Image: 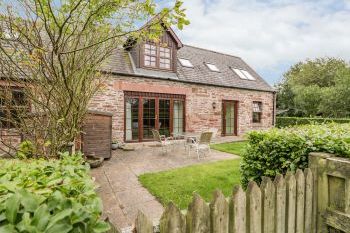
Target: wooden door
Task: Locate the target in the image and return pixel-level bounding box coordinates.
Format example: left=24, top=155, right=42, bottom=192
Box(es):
left=222, top=100, right=238, bottom=136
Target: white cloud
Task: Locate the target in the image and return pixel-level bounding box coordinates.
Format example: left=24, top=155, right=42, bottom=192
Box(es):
left=174, top=0, right=350, bottom=83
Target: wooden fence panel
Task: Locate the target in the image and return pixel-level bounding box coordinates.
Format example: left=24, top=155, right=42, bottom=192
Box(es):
left=286, top=172, right=297, bottom=233
left=261, top=177, right=275, bottom=233
left=186, top=194, right=210, bottom=233
left=274, top=174, right=286, bottom=233
left=296, top=169, right=305, bottom=233
left=131, top=169, right=319, bottom=233
left=304, top=168, right=313, bottom=233
left=246, top=181, right=262, bottom=233
left=229, top=186, right=246, bottom=233
left=210, top=190, right=229, bottom=233
left=136, top=211, right=154, bottom=233
left=160, top=203, right=186, bottom=233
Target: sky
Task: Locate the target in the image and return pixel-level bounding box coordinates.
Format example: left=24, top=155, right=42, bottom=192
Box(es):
left=161, top=0, right=350, bottom=85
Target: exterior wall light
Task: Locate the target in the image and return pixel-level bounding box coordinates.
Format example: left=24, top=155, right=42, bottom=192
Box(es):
left=212, top=102, right=216, bottom=109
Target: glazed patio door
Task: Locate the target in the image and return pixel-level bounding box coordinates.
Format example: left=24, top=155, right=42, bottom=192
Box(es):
left=124, top=92, right=185, bottom=142
left=142, top=98, right=156, bottom=140
left=222, top=100, right=238, bottom=136
left=158, top=99, right=171, bottom=137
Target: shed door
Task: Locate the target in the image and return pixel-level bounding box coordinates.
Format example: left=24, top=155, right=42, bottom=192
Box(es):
left=82, top=112, right=112, bottom=159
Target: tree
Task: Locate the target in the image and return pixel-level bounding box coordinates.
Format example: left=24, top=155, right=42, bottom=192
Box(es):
left=276, top=58, right=350, bottom=117
left=0, top=0, right=189, bottom=158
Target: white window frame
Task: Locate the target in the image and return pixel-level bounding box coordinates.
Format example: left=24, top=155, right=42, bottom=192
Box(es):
left=205, top=63, right=220, bottom=72
left=178, top=58, right=194, bottom=68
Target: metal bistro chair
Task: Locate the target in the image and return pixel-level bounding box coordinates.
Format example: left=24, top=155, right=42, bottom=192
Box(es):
left=151, top=129, right=174, bottom=155
left=187, top=132, right=213, bottom=159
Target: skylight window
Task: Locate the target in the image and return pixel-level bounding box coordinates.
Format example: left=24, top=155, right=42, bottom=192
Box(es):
left=205, top=63, right=220, bottom=72
left=178, top=58, right=194, bottom=68
left=232, top=68, right=256, bottom=81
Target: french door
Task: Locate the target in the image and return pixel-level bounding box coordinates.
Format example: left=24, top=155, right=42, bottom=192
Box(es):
left=222, top=100, right=238, bottom=136
left=124, top=92, right=185, bottom=142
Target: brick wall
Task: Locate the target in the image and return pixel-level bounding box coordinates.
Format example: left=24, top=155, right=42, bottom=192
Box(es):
left=88, top=75, right=275, bottom=142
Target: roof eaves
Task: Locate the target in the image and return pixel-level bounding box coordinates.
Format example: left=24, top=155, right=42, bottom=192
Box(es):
left=103, top=70, right=275, bottom=93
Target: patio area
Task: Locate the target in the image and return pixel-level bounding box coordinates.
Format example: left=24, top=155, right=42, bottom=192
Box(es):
left=91, top=137, right=241, bottom=231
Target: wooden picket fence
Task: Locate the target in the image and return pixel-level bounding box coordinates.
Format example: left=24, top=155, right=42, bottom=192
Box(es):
left=134, top=168, right=314, bottom=233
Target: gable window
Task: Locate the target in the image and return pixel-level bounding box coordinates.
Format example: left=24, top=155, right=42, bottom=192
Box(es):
left=144, top=43, right=157, bottom=67
left=205, top=63, right=220, bottom=72
left=178, top=58, right=193, bottom=68
left=143, top=43, right=172, bottom=70
left=0, top=88, right=27, bottom=129
left=252, top=101, right=262, bottom=123
left=159, top=47, right=171, bottom=69
left=232, top=68, right=256, bottom=80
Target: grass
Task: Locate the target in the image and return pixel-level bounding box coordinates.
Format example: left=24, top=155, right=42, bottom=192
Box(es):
left=139, top=159, right=241, bottom=209
left=210, top=141, right=248, bottom=156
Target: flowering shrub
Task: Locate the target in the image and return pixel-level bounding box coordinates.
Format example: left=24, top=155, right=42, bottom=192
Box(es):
left=0, top=153, right=109, bottom=232
left=240, top=123, right=350, bottom=187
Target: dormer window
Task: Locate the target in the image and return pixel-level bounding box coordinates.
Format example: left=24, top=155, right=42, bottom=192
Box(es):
left=159, top=47, right=171, bottom=69
left=205, top=63, right=220, bottom=72
left=144, top=44, right=157, bottom=67
left=143, top=43, right=172, bottom=70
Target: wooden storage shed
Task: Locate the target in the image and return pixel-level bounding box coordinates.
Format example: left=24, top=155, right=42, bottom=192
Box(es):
left=81, top=111, right=112, bottom=159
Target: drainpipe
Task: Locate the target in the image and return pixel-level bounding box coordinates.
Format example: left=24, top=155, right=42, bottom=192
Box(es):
left=272, top=91, right=276, bottom=126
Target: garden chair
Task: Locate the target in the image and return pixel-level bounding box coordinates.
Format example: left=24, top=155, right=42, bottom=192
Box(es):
left=151, top=129, right=174, bottom=155
left=187, top=131, right=213, bottom=159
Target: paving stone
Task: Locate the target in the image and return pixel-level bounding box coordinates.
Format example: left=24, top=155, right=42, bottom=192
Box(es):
left=91, top=138, right=242, bottom=230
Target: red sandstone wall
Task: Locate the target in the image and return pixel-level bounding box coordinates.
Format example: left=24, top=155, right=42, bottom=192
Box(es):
left=0, top=130, right=21, bottom=156
left=89, top=75, right=275, bottom=142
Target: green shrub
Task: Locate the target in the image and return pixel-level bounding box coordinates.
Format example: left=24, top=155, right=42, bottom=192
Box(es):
left=240, top=123, right=350, bottom=187
left=276, top=116, right=350, bottom=128
left=0, top=153, right=110, bottom=232
left=16, top=140, right=36, bottom=159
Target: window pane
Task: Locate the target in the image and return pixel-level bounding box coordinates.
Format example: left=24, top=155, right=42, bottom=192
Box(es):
left=173, top=100, right=184, bottom=134
left=126, top=98, right=139, bottom=141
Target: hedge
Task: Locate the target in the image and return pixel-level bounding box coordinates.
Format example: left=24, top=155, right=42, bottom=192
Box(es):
left=276, top=116, right=350, bottom=128
left=0, top=153, right=110, bottom=232
left=240, top=123, right=350, bottom=187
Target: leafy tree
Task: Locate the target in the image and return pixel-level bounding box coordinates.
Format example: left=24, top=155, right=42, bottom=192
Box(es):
left=0, top=0, right=189, bottom=157
left=276, top=58, right=350, bottom=117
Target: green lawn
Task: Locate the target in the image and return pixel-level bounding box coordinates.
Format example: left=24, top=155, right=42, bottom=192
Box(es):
left=139, top=159, right=241, bottom=209
left=210, top=141, right=248, bottom=156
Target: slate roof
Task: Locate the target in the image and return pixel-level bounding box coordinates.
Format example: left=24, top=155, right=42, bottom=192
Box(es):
left=100, top=45, right=274, bottom=92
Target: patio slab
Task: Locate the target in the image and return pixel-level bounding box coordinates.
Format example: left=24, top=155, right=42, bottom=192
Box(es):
left=91, top=141, right=240, bottom=231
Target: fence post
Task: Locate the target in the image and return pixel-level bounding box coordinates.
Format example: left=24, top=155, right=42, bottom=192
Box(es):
left=309, top=152, right=334, bottom=233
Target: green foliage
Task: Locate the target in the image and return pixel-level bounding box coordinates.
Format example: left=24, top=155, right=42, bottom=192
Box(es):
left=139, top=159, right=241, bottom=210
left=276, top=117, right=350, bottom=128
left=276, top=57, right=350, bottom=117
left=0, top=153, right=109, bottom=232
left=240, top=123, right=350, bottom=187
left=16, top=140, right=36, bottom=159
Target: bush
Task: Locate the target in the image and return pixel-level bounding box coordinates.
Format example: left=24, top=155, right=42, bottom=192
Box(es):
left=240, top=123, right=350, bottom=187
left=276, top=116, right=350, bottom=128
left=0, top=153, right=110, bottom=232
